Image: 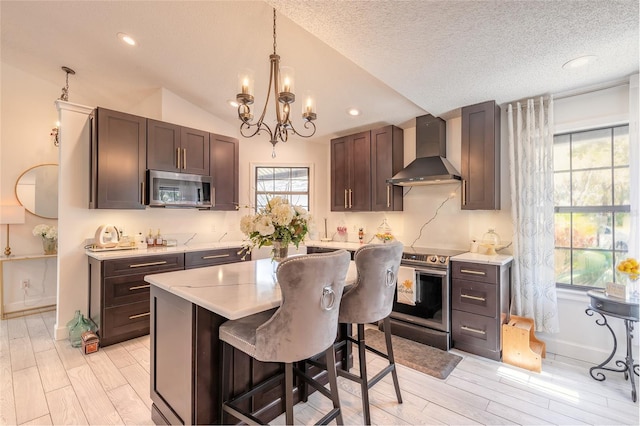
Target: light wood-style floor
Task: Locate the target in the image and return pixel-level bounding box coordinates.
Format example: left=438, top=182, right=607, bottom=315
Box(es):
left=1, top=311, right=638, bottom=425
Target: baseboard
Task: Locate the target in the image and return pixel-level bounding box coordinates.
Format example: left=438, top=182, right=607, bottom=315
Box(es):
left=3, top=296, right=57, bottom=320
left=542, top=335, right=627, bottom=365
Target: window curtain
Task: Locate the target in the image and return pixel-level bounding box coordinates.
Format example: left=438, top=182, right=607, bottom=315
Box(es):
left=508, top=97, right=560, bottom=333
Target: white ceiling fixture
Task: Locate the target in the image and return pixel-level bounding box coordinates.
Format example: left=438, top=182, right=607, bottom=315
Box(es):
left=347, top=108, right=360, bottom=116
left=235, top=8, right=317, bottom=158
left=562, top=55, right=597, bottom=70
left=117, top=32, right=136, bottom=46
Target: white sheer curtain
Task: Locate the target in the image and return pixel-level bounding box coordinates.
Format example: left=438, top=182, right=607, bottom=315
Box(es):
left=508, top=97, right=559, bottom=333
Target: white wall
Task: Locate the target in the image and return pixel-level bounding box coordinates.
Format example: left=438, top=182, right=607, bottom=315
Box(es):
left=1, top=63, right=60, bottom=315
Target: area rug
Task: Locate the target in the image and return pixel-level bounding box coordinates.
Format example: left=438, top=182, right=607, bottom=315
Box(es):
left=364, top=328, right=462, bottom=380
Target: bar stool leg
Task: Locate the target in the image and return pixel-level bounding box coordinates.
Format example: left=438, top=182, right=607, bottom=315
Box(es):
left=325, top=346, right=344, bottom=425
left=357, top=323, right=372, bottom=425
left=383, top=316, right=402, bottom=403
left=285, top=363, right=294, bottom=425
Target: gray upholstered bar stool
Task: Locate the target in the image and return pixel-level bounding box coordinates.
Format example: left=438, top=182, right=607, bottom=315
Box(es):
left=337, top=241, right=404, bottom=424
left=219, top=250, right=351, bottom=425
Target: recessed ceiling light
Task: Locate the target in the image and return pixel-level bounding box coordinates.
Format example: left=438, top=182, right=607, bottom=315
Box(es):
left=562, top=55, right=596, bottom=69
left=347, top=108, right=360, bottom=116
left=228, top=100, right=239, bottom=108
left=117, top=32, right=136, bottom=46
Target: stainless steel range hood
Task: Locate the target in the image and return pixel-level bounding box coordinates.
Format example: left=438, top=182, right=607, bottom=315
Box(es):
left=387, top=114, right=462, bottom=186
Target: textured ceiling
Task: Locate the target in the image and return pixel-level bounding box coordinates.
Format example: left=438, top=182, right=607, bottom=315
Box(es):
left=1, top=1, right=638, bottom=142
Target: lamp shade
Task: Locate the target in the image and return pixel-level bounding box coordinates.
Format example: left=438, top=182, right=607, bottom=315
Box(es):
left=0, top=205, right=26, bottom=225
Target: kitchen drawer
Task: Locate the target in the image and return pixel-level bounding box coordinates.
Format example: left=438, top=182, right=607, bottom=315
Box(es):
left=101, top=301, right=150, bottom=346
left=452, top=310, right=501, bottom=360
left=451, top=279, right=498, bottom=318
left=104, top=274, right=150, bottom=307
left=103, top=253, right=185, bottom=277
left=451, top=261, right=498, bottom=284
left=184, top=248, right=244, bottom=269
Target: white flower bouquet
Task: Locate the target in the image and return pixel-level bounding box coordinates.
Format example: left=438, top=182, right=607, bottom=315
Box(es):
left=33, top=224, right=58, bottom=240
left=239, top=196, right=309, bottom=257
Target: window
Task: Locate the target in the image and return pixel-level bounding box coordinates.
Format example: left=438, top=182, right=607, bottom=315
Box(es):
left=254, top=167, right=310, bottom=211
left=554, top=125, right=630, bottom=289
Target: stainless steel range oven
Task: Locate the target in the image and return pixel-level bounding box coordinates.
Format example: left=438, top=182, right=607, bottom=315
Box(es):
left=385, top=247, right=465, bottom=351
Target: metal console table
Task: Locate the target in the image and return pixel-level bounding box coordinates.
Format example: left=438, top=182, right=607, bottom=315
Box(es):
left=585, top=289, right=639, bottom=402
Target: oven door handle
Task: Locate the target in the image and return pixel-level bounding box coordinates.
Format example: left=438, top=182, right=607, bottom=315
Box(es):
left=412, top=268, right=447, bottom=277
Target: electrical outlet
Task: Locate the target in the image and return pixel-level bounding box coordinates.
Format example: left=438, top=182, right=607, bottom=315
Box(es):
left=211, top=224, right=216, bottom=232
left=21, top=278, right=30, bottom=289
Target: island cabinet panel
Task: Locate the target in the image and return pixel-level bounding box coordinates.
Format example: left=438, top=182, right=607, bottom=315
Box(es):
left=90, top=107, right=147, bottom=209
left=209, top=133, right=239, bottom=211
left=451, top=260, right=511, bottom=360
left=88, top=254, right=184, bottom=347
left=150, top=285, right=352, bottom=425
left=147, top=119, right=181, bottom=173
left=461, top=100, right=501, bottom=210
left=371, top=125, right=404, bottom=211
left=184, top=247, right=245, bottom=269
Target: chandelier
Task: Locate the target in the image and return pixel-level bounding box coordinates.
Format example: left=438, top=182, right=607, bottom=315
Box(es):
left=236, top=8, right=317, bottom=158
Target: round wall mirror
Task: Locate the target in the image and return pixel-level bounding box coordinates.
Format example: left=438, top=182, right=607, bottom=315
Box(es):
left=15, top=164, right=58, bottom=219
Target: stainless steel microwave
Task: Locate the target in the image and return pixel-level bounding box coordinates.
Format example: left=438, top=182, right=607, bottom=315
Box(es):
left=147, top=170, right=213, bottom=208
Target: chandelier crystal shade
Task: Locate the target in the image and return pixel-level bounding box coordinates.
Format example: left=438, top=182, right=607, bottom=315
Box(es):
left=236, top=9, right=317, bottom=158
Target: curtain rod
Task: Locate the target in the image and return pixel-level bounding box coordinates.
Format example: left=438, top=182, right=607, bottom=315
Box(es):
left=553, top=78, right=629, bottom=101
left=504, top=77, right=631, bottom=108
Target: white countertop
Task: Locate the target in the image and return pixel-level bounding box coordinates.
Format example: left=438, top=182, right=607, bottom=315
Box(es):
left=144, top=258, right=357, bottom=320
left=451, top=252, right=513, bottom=266
left=85, top=241, right=246, bottom=261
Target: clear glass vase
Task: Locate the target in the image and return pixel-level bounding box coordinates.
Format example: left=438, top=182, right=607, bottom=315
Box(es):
left=272, top=240, right=288, bottom=262
left=42, top=237, right=57, bottom=255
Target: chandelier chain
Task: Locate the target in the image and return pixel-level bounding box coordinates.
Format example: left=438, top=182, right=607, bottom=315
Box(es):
left=272, top=8, right=277, bottom=55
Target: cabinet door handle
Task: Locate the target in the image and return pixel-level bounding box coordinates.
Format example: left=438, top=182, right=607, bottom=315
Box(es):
left=460, top=269, right=486, bottom=276
left=129, top=260, right=168, bottom=268
left=129, top=312, right=150, bottom=320
left=461, top=294, right=486, bottom=302
left=387, top=185, right=391, bottom=208
left=176, top=147, right=181, bottom=169
left=461, top=325, right=486, bottom=335
left=349, top=189, right=353, bottom=208
left=462, top=180, right=467, bottom=206
left=344, top=189, right=348, bottom=209
left=202, top=254, right=229, bottom=260
left=183, top=148, right=187, bottom=169
left=141, top=181, right=145, bottom=205
left=129, top=284, right=150, bottom=291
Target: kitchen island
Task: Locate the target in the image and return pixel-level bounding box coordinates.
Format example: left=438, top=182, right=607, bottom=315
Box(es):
left=144, top=258, right=357, bottom=425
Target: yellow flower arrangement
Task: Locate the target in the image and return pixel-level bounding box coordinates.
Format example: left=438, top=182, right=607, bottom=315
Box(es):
left=617, top=257, right=639, bottom=281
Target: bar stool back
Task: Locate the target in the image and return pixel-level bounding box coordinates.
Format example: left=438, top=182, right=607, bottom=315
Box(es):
left=220, top=250, right=351, bottom=425
left=339, top=241, right=403, bottom=424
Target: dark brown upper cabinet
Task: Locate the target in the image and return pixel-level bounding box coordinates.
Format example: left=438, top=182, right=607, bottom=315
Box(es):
left=90, top=107, right=147, bottom=209
left=371, top=125, right=404, bottom=211
left=209, top=134, right=239, bottom=211
left=147, top=119, right=210, bottom=176
left=331, top=131, right=371, bottom=211
left=461, top=100, right=501, bottom=210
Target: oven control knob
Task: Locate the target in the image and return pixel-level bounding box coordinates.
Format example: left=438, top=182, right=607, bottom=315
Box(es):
left=439, top=256, right=447, bottom=264
left=429, top=255, right=438, bottom=263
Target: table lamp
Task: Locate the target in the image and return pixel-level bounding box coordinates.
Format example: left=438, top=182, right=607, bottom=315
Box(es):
left=0, top=205, right=25, bottom=256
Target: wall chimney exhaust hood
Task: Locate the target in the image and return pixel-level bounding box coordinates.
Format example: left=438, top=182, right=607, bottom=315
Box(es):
left=387, top=114, right=461, bottom=186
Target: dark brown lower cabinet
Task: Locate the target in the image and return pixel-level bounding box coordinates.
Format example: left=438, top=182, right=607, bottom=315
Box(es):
left=88, top=254, right=184, bottom=347
left=451, top=260, right=511, bottom=361
left=150, top=286, right=350, bottom=425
